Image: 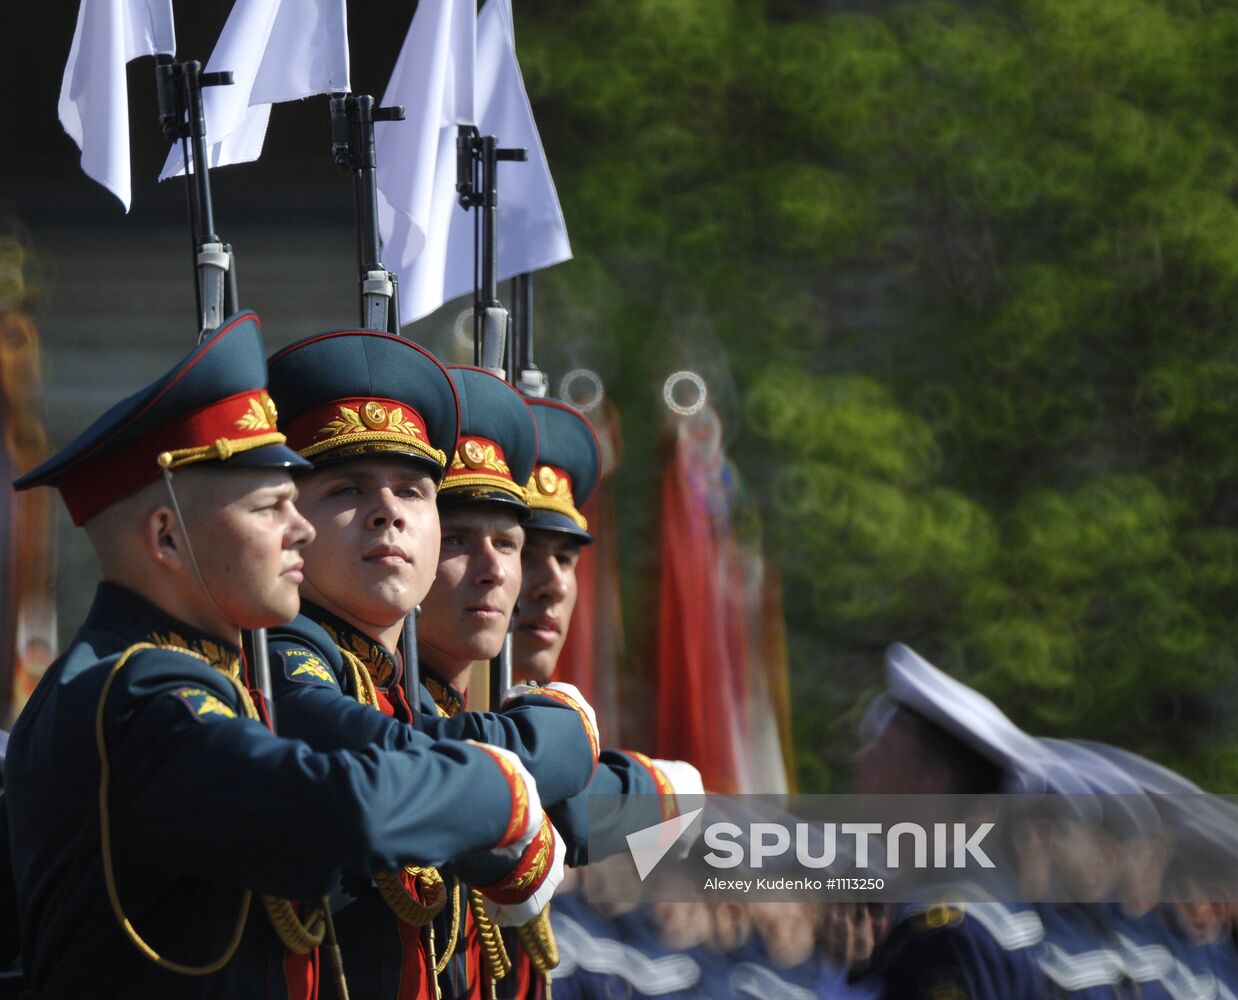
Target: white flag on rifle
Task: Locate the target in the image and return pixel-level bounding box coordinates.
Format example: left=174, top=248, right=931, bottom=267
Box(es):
left=161, top=0, right=350, bottom=179
left=59, top=0, right=176, bottom=212
left=374, top=0, right=476, bottom=325
left=378, top=0, right=571, bottom=325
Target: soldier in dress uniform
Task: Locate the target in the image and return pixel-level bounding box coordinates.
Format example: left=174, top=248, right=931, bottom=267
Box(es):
left=507, top=397, right=704, bottom=998
left=259, top=329, right=598, bottom=1000
left=1037, top=739, right=1191, bottom=1000
left=3, top=312, right=549, bottom=1000
left=409, top=366, right=600, bottom=1000
left=1087, top=744, right=1238, bottom=1000
left=860, top=643, right=1049, bottom=1000
left=1166, top=802, right=1238, bottom=998
left=511, top=397, right=703, bottom=866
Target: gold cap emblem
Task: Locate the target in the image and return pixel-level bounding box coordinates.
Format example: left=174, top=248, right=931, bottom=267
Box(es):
left=460, top=439, right=487, bottom=469
left=536, top=466, right=559, bottom=495
left=360, top=401, right=389, bottom=430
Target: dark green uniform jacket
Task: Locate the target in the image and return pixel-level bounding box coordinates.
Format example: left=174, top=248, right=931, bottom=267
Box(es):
left=5, top=584, right=524, bottom=999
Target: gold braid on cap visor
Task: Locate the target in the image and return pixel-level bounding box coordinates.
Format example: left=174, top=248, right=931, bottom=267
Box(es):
left=156, top=393, right=288, bottom=470
left=158, top=433, right=287, bottom=469
left=442, top=438, right=526, bottom=500
left=524, top=468, right=588, bottom=530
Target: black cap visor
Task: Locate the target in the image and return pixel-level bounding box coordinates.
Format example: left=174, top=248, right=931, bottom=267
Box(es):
left=304, top=441, right=447, bottom=480
left=525, top=510, right=594, bottom=544
left=437, top=486, right=532, bottom=522
left=223, top=442, right=313, bottom=472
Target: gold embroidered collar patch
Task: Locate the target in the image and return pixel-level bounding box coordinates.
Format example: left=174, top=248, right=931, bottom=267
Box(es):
left=146, top=631, right=242, bottom=679
left=423, top=673, right=464, bottom=718
left=319, top=621, right=397, bottom=689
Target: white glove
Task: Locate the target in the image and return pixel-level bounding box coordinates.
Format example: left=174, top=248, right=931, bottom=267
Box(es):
left=651, top=758, right=704, bottom=798
left=650, top=759, right=704, bottom=862
left=503, top=681, right=600, bottom=757
left=468, top=741, right=544, bottom=857
left=481, top=821, right=567, bottom=926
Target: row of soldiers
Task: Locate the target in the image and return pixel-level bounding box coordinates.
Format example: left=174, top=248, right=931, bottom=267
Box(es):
left=861, top=643, right=1238, bottom=995
left=2, top=311, right=702, bottom=999
left=849, top=646, right=1238, bottom=999
left=5, top=304, right=1238, bottom=999
left=541, top=643, right=1238, bottom=998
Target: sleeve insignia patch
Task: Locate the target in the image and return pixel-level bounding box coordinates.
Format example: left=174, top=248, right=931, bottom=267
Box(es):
left=281, top=649, right=338, bottom=687
left=172, top=687, right=237, bottom=721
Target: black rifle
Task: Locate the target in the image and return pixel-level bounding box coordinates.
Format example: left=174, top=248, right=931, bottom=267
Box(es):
left=330, top=94, right=405, bottom=334
left=154, top=53, right=354, bottom=998
left=508, top=272, right=548, bottom=399
left=505, top=275, right=547, bottom=733
left=154, top=56, right=239, bottom=344
left=328, top=93, right=426, bottom=703
left=456, top=125, right=527, bottom=709
left=456, top=126, right=526, bottom=374
left=154, top=55, right=283, bottom=730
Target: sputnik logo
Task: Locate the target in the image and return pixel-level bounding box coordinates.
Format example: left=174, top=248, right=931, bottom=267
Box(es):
left=625, top=808, right=705, bottom=881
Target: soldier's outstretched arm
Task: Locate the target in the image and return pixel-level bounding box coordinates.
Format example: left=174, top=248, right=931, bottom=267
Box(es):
left=417, top=683, right=600, bottom=803
left=549, top=750, right=699, bottom=867
left=104, top=647, right=541, bottom=901
left=266, top=626, right=598, bottom=805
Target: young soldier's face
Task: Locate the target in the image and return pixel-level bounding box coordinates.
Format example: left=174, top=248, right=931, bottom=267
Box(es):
left=294, top=456, right=441, bottom=630
left=1050, top=820, right=1118, bottom=902
left=417, top=505, right=524, bottom=671
left=188, top=469, right=314, bottom=630
left=513, top=530, right=582, bottom=682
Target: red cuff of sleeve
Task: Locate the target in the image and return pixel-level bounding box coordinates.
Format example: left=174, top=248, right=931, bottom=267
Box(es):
left=473, top=744, right=532, bottom=849
left=622, top=750, right=678, bottom=821
left=527, top=688, right=599, bottom=763
left=478, top=816, right=555, bottom=905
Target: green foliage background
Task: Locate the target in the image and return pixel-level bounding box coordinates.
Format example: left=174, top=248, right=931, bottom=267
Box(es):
left=514, top=0, right=1238, bottom=791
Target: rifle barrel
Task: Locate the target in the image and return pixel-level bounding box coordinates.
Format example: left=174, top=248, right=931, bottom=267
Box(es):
left=332, top=94, right=404, bottom=334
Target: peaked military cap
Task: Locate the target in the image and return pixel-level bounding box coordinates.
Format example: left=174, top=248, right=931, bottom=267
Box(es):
left=1073, top=742, right=1215, bottom=863
left=884, top=643, right=1059, bottom=792
left=267, top=330, right=459, bottom=477
left=14, top=311, right=308, bottom=525
left=1076, top=741, right=1201, bottom=794
left=1042, top=738, right=1159, bottom=837
left=524, top=398, right=601, bottom=543
left=439, top=366, right=537, bottom=516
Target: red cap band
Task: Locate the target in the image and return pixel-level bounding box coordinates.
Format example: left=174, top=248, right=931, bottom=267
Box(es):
left=58, top=389, right=280, bottom=525
left=282, top=396, right=443, bottom=466
left=442, top=435, right=523, bottom=498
